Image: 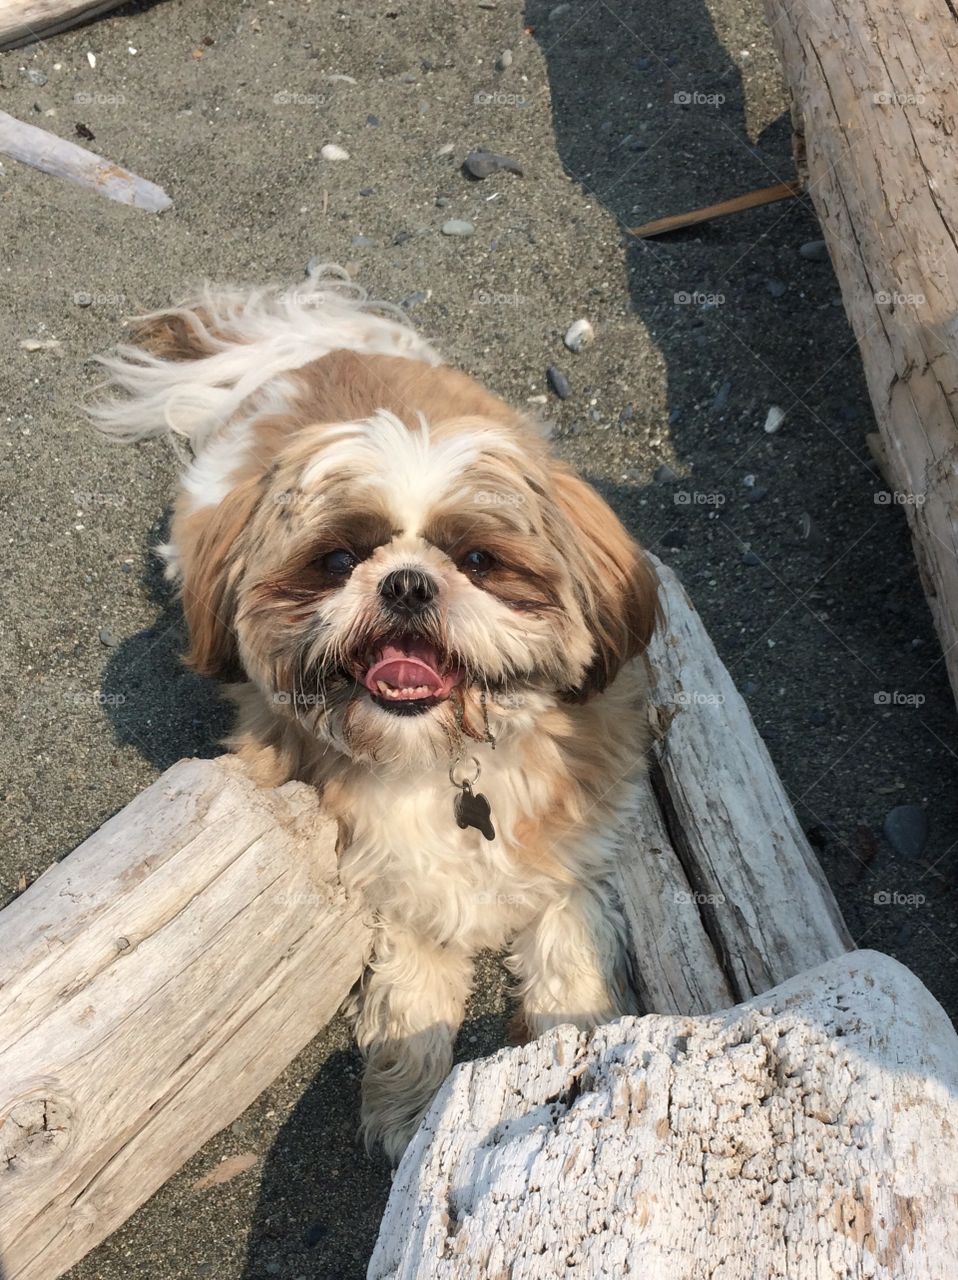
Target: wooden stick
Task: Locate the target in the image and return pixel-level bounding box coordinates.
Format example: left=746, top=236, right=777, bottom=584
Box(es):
left=0, top=0, right=126, bottom=50
left=0, top=757, right=370, bottom=1280
left=0, top=112, right=172, bottom=212
left=628, top=180, right=802, bottom=238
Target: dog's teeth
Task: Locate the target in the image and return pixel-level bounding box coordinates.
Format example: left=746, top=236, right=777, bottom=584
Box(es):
left=377, top=680, right=390, bottom=694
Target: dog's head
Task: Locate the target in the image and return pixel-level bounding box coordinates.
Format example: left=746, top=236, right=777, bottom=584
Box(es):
left=164, top=355, right=658, bottom=768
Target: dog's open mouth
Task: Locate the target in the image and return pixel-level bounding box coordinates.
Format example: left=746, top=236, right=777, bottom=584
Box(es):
left=355, top=636, right=463, bottom=715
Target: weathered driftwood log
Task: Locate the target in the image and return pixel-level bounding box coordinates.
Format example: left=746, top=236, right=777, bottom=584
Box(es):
left=372, top=950, right=958, bottom=1280
left=760, top=0, right=958, bottom=710
left=0, top=0, right=126, bottom=49
left=616, top=559, right=852, bottom=1015
left=0, top=757, right=370, bottom=1280
left=0, top=113, right=172, bottom=212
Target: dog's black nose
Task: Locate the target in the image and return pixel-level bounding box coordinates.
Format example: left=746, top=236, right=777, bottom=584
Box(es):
left=379, top=568, right=438, bottom=615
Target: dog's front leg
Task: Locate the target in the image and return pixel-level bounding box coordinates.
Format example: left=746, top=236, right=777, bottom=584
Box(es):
left=354, top=924, right=473, bottom=1162
left=509, top=881, right=637, bottom=1037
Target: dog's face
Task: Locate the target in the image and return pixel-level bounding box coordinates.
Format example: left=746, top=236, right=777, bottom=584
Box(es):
left=173, top=407, right=657, bottom=768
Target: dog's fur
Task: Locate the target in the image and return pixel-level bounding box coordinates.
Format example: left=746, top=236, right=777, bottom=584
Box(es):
left=94, top=270, right=660, bottom=1161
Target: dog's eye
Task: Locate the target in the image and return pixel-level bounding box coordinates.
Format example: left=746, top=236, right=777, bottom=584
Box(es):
left=322, top=548, right=358, bottom=576
left=461, top=549, right=495, bottom=575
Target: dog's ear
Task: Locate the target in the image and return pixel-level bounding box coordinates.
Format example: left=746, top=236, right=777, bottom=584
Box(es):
left=550, top=463, right=660, bottom=699
left=171, top=474, right=265, bottom=679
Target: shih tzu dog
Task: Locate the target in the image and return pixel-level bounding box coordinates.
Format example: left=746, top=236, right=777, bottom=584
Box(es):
left=94, top=270, right=659, bottom=1161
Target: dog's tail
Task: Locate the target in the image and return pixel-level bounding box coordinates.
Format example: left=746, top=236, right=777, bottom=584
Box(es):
left=90, top=265, right=442, bottom=457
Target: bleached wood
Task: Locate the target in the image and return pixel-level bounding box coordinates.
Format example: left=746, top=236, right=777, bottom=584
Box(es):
left=0, top=113, right=172, bottom=212
left=759, top=0, right=958, bottom=710
left=641, top=560, right=852, bottom=1000
left=0, top=0, right=125, bottom=49
left=372, top=950, right=958, bottom=1280
left=0, top=756, right=370, bottom=1280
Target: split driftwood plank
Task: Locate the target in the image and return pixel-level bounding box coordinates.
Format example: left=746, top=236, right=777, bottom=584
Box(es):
left=760, top=0, right=958, bottom=710
left=616, top=559, right=852, bottom=1012
left=372, top=950, right=958, bottom=1280
left=0, top=756, right=370, bottom=1280
left=0, top=0, right=127, bottom=49
left=0, top=112, right=172, bottom=211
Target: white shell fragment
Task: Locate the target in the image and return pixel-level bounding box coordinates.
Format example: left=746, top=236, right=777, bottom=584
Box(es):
left=563, top=318, right=594, bottom=352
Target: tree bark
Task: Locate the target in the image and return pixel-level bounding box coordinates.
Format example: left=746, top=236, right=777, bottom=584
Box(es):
left=0, top=0, right=127, bottom=50
left=0, top=757, right=370, bottom=1280
left=372, top=950, right=958, bottom=1280
left=760, top=0, right=958, bottom=709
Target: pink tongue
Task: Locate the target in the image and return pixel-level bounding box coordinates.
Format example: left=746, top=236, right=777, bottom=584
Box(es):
left=364, top=639, right=459, bottom=699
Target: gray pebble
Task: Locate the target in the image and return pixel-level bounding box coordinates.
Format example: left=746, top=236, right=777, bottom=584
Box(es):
left=741, top=679, right=758, bottom=695
left=401, top=291, right=429, bottom=309
left=463, top=149, right=523, bottom=179
left=359, top=186, right=376, bottom=197
left=546, top=366, right=571, bottom=399
left=350, top=234, right=375, bottom=247
left=366, top=114, right=380, bottom=127
left=765, top=279, right=787, bottom=298
left=668, top=407, right=683, bottom=425
left=712, top=380, right=732, bottom=411
left=741, top=550, right=761, bottom=566
left=660, top=529, right=688, bottom=549
left=619, top=404, right=634, bottom=423
left=654, top=463, right=681, bottom=485
left=745, top=486, right=769, bottom=504
left=441, top=219, right=475, bottom=236
left=882, top=804, right=929, bottom=860
left=99, top=627, right=119, bottom=648
left=25, top=68, right=48, bottom=86
left=799, top=239, right=829, bottom=261
left=497, top=49, right=513, bottom=70
left=435, top=195, right=450, bottom=207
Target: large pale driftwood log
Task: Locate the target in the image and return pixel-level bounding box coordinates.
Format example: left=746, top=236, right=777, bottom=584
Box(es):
left=0, top=757, right=370, bottom=1280
left=760, top=0, right=958, bottom=710
left=372, top=950, right=958, bottom=1280
left=632, top=560, right=853, bottom=1005
left=0, top=0, right=126, bottom=49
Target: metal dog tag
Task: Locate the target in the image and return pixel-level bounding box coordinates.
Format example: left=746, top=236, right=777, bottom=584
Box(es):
left=454, top=781, right=495, bottom=841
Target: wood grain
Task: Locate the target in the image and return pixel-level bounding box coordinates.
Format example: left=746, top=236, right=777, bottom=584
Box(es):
left=0, top=757, right=370, bottom=1280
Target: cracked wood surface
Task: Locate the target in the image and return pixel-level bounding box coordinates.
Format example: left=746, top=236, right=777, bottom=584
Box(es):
left=371, top=951, right=958, bottom=1280
left=0, top=757, right=370, bottom=1280
left=618, top=560, right=852, bottom=1014
left=761, top=0, right=958, bottom=709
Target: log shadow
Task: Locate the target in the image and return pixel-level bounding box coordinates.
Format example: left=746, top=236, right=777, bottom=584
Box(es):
left=241, top=1011, right=508, bottom=1280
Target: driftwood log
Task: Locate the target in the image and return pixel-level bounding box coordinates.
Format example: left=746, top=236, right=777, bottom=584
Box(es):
left=0, top=0, right=126, bottom=49
left=372, top=950, right=958, bottom=1280
left=760, top=0, right=958, bottom=710
left=617, top=558, right=852, bottom=1015
left=0, top=757, right=370, bottom=1280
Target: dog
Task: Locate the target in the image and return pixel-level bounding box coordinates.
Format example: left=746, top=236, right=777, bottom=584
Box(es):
left=94, top=269, right=660, bottom=1161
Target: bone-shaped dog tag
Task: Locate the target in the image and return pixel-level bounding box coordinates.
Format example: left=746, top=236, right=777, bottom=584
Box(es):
left=454, top=781, right=495, bottom=841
